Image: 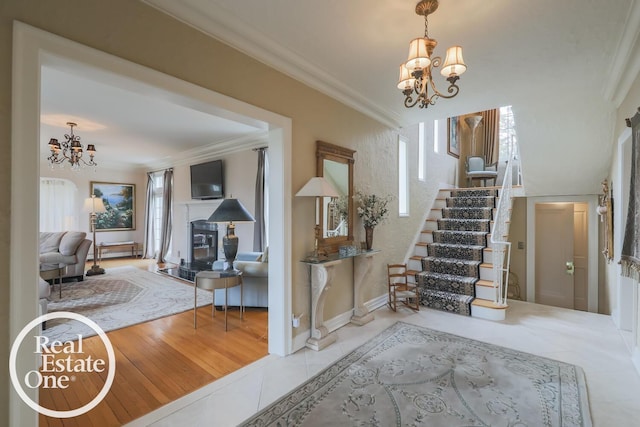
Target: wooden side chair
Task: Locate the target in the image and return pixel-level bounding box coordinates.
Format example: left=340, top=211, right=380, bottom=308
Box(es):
left=387, top=263, right=419, bottom=312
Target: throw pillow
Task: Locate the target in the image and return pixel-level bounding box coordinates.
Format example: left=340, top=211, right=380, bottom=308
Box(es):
left=59, top=231, right=87, bottom=256
left=39, top=232, right=65, bottom=254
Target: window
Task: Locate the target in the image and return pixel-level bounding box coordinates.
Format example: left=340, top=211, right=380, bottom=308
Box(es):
left=399, top=137, right=409, bottom=216
left=433, top=119, right=440, bottom=153
left=40, top=177, right=78, bottom=232
left=418, top=122, right=425, bottom=181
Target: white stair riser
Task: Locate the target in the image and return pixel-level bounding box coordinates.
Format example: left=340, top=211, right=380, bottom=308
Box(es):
left=414, top=245, right=428, bottom=257
left=409, top=259, right=422, bottom=271
left=429, top=210, right=443, bottom=220
left=475, top=285, right=497, bottom=300
left=419, top=233, right=433, bottom=244
left=483, top=250, right=493, bottom=264
left=480, top=266, right=494, bottom=281
left=407, top=275, right=416, bottom=285
left=486, top=237, right=494, bottom=250
left=424, top=221, right=438, bottom=231
left=433, top=199, right=446, bottom=209
left=471, top=305, right=506, bottom=321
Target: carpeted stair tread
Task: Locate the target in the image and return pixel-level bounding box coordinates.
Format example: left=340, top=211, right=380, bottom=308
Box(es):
left=415, top=187, right=501, bottom=317
left=449, top=189, right=497, bottom=198
left=446, top=196, right=495, bottom=208
left=442, top=207, right=493, bottom=220
left=437, top=218, right=490, bottom=232
left=421, top=256, right=480, bottom=277
left=419, top=288, right=474, bottom=316
left=433, top=230, right=487, bottom=246
left=416, top=271, right=477, bottom=296
left=427, top=243, right=484, bottom=261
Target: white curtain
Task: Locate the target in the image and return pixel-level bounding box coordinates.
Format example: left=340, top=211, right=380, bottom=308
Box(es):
left=143, top=169, right=173, bottom=261
left=40, top=177, right=78, bottom=232
left=157, top=169, right=173, bottom=263
left=143, top=172, right=156, bottom=259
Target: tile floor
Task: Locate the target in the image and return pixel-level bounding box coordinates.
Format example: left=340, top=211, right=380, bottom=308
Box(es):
left=126, top=300, right=640, bottom=426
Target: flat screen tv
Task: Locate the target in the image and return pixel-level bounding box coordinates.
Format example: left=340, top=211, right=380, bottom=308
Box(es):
left=190, top=159, right=224, bottom=200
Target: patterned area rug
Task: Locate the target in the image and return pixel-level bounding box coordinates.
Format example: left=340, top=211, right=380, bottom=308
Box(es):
left=241, top=322, right=592, bottom=427
left=44, top=266, right=211, bottom=342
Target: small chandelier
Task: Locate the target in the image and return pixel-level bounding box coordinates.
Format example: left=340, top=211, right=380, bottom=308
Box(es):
left=47, top=122, right=97, bottom=171
left=397, top=0, right=467, bottom=109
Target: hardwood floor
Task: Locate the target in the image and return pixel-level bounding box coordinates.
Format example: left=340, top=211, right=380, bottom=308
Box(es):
left=39, top=258, right=268, bottom=426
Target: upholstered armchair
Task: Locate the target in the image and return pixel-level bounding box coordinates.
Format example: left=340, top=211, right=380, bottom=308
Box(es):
left=466, top=156, right=498, bottom=187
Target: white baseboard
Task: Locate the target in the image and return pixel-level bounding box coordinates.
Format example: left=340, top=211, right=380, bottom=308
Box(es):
left=290, top=293, right=387, bottom=354
left=292, top=329, right=310, bottom=353
left=324, top=310, right=355, bottom=333
left=365, top=293, right=388, bottom=312
left=633, top=347, right=640, bottom=377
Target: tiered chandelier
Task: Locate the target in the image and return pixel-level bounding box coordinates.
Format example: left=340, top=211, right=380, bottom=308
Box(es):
left=47, top=122, right=97, bottom=171
left=397, top=0, right=467, bottom=109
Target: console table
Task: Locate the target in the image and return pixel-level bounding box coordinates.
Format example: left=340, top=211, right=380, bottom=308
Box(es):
left=97, top=241, right=140, bottom=262
left=302, top=249, right=380, bottom=351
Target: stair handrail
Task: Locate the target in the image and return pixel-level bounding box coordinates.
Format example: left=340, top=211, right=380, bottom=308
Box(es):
left=490, top=140, right=519, bottom=306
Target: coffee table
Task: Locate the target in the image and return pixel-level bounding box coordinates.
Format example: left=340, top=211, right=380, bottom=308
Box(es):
left=40, top=264, right=66, bottom=298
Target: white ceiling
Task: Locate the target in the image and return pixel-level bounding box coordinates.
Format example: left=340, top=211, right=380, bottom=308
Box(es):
left=40, top=0, right=638, bottom=194
left=40, top=65, right=267, bottom=170
left=143, top=0, right=638, bottom=196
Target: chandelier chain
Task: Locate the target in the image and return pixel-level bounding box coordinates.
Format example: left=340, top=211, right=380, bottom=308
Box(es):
left=424, top=15, right=429, bottom=38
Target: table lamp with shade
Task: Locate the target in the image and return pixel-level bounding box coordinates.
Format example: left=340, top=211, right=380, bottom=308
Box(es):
left=84, top=194, right=107, bottom=276
left=295, top=176, right=340, bottom=261
left=208, top=198, right=255, bottom=271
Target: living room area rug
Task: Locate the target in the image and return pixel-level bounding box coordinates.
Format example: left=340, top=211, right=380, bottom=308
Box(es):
left=241, top=321, right=592, bottom=427
left=44, top=266, right=211, bottom=342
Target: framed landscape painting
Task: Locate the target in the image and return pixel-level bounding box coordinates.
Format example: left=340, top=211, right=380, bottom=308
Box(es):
left=90, top=182, right=136, bottom=231
left=447, top=116, right=460, bottom=158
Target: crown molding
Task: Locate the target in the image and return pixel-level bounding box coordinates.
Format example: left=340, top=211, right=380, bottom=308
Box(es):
left=143, top=0, right=401, bottom=128
left=143, top=131, right=269, bottom=171
left=603, top=0, right=640, bottom=107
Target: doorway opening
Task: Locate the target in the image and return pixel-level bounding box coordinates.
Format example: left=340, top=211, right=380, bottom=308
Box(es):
left=11, top=22, right=293, bottom=426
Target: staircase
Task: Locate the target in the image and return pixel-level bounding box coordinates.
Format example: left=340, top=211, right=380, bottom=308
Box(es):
left=408, top=187, right=511, bottom=320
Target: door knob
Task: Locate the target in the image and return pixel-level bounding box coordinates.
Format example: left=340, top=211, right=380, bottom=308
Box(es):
left=566, top=261, right=575, bottom=275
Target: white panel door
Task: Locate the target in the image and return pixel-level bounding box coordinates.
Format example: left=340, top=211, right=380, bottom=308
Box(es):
left=535, top=203, right=575, bottom=308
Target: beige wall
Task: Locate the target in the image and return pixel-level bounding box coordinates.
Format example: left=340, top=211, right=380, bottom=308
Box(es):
left=0, top=1, right=457, bottom=422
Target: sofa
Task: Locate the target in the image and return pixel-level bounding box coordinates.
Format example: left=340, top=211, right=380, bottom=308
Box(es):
left=39, top=231, right=92, bottom=281
left=38, top=277, right=51, bottom=316
left=212, top=249, right=268, bottom=307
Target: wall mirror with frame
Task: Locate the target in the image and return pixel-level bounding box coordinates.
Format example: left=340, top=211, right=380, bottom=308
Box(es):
left=316, top=141, right=355, bottom=254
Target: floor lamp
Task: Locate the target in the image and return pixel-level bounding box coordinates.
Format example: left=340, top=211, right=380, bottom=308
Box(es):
left=84, top=194, right=106, bottom=276
left=295, top=177, right=340, bottom=261
left=464, top=115, right=483, bottom=155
